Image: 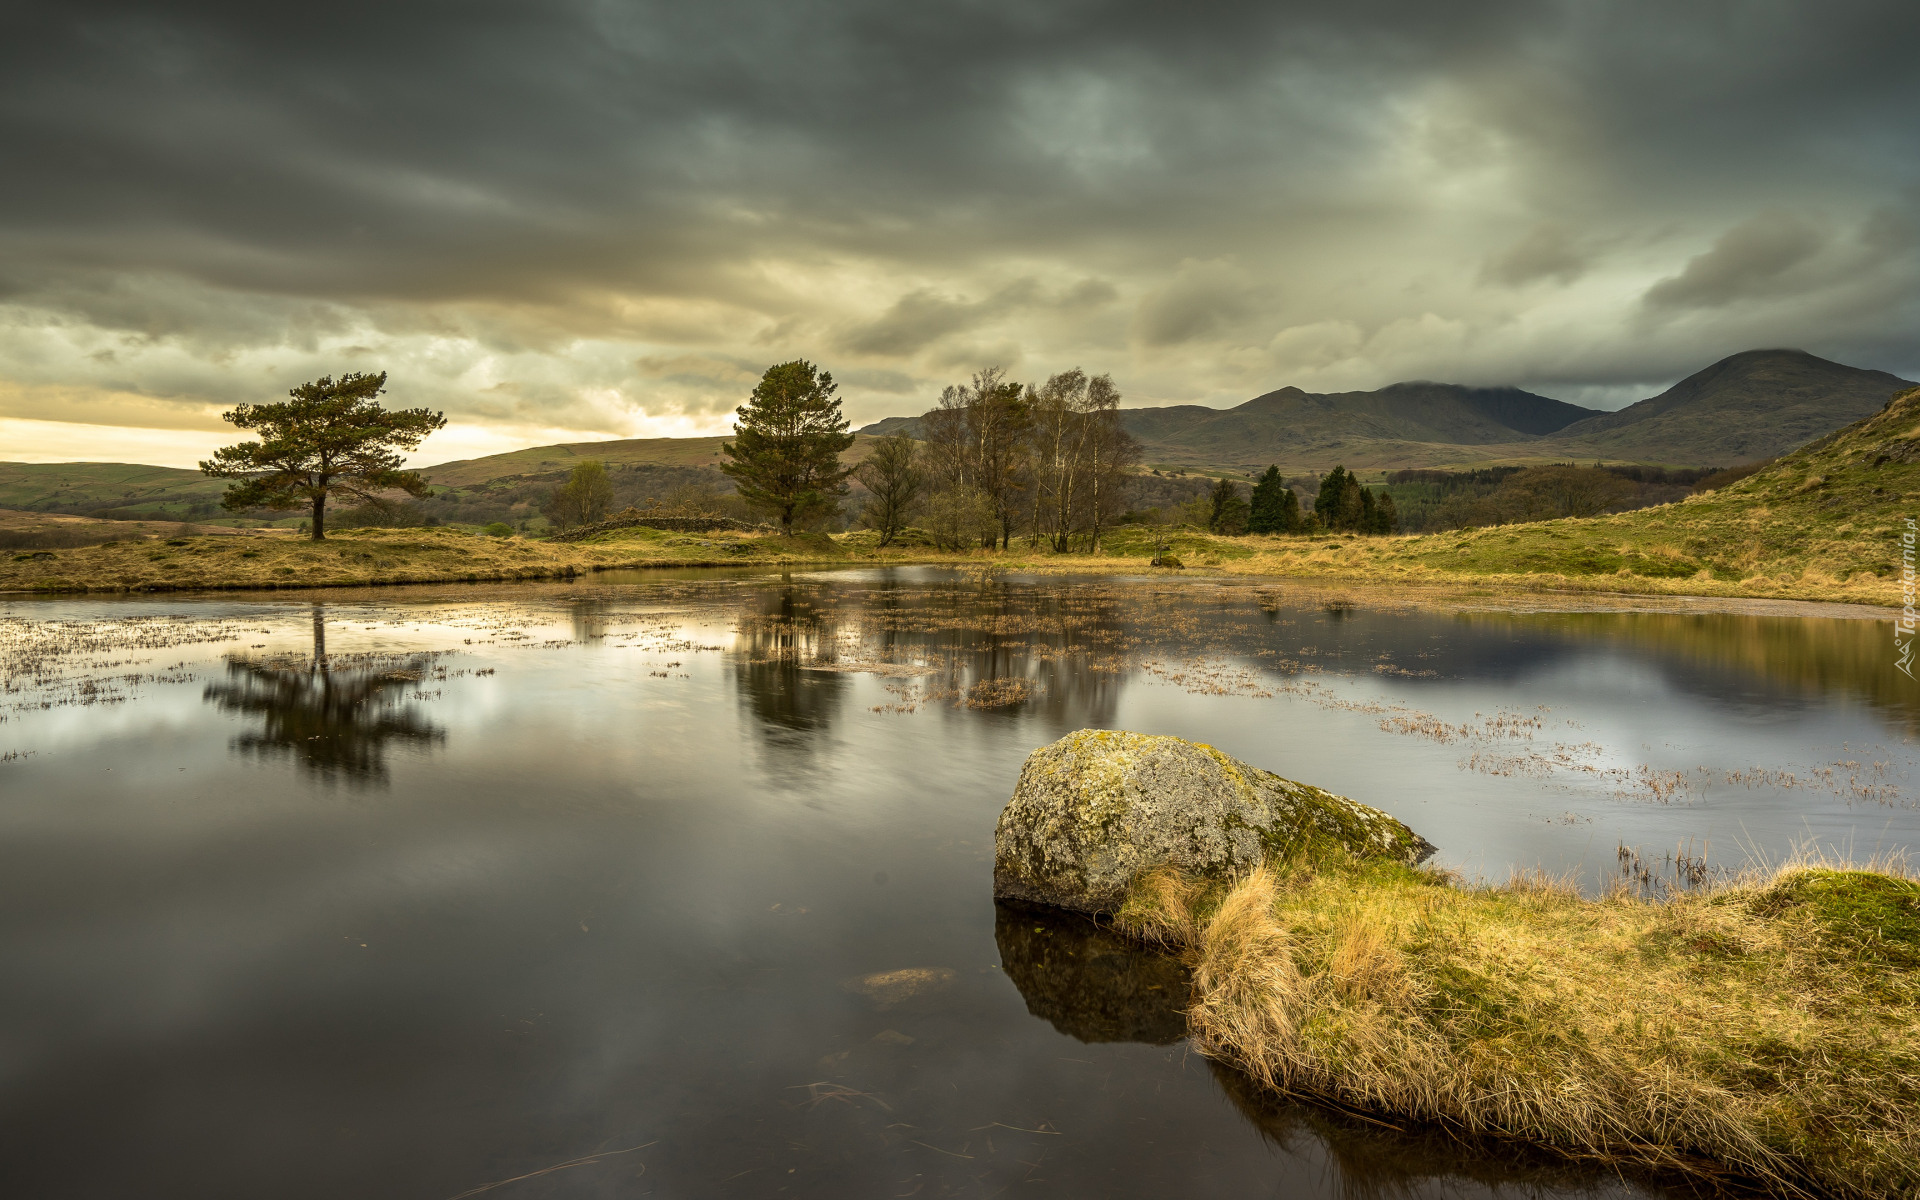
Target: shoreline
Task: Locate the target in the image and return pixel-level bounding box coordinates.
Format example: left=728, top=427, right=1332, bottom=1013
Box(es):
left=1113, top=856, right=1920, bottom=1199
left=0, top=524, right=1898, bottom=614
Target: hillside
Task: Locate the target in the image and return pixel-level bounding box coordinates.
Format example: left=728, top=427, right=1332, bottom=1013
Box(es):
left=419, top=435, right=732, bottom=486
left=0, top=461, right=228, bottom=520
left=1541, top=348, right=1914, bottom=464
left=1156, top=381, right=1920, bottom=606
left=858, top=349, right=1915, bottom=473
left=5, top=387, right=1913, bottom=605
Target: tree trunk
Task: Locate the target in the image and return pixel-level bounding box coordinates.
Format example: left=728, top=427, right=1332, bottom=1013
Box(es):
left=311, top=492, right=327, bottom=541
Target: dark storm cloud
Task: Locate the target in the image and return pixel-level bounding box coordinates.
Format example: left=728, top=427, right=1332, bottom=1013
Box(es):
left=1, top=0, right=1918, bottom=454
left=1643, top=212, right=1827, bottom=309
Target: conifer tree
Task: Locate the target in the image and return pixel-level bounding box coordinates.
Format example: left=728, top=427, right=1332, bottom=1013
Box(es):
left=720, top=360, right=855, bottom=534
left=1206, top=476, right=1250, bottom=534
left=1314, top=465, right=1350, bottom=528
left=200, top=372, right=445, bottom=541
left=1248, top=465, right=1300, bottom=534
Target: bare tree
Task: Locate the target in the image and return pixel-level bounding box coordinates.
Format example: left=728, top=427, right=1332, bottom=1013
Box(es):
left=1080, top=373, right=1139, bottom=551
left=853, top=432, right=924, bottom=546
left=1028, top=369, right=1090, bottom=551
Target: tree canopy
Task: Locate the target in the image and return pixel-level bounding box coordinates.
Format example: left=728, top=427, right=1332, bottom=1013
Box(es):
left=854, top=431, right=924, bottom=547
left=1247, top=465, right=1301, bottom=534
left=1314, top=464, right=1397, bottom=534
left=544, top=460, right=614, bottom=530
left=1206, top=477, right=1251, bottom=534
left=720, top=360, right=855, bottom=534
left=199, top=372, right=445, bottom=540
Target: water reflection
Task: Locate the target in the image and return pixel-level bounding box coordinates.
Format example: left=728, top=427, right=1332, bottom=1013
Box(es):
left=1210, top=1063, right=1661, bottom=1200
left=5, top=572, right=1910, bottom=1199
left=993, top=902, right=1189, bottom=1044
left=201, top=607, right=444, bottom=784
left=730, top=586, right=848, bottom=736
left=997, top=903, right=1662, bottom=1198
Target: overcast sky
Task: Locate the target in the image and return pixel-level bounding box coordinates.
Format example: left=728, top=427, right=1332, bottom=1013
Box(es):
left=2, top=0, right=1917, bottom=465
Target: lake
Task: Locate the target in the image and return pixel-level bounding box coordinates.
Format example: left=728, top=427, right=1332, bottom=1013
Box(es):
left=1, top=567, right=1911, bottom=1198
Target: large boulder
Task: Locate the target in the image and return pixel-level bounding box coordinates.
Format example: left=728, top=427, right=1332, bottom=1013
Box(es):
left=993, top=730, right=1435, bottom=914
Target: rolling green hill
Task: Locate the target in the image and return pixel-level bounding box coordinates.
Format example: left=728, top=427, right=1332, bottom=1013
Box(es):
left=0, top=462, right=231, bottom=520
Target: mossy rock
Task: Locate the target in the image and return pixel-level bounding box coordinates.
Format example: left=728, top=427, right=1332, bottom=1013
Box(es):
left=992, top=730, right=1435, bottom=915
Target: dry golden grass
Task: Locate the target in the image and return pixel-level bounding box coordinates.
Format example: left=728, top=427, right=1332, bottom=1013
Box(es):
left=0, top=524, right=854, bottom=592
left=1117, top=854, right=1920, bottom=1197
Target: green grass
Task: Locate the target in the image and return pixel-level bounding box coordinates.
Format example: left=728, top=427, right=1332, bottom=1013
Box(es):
left=0, top=461, right=230, bottom=522
left=1118, top=854, right=1920, bottom=1197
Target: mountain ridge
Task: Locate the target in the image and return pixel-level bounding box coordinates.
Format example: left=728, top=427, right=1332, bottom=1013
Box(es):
left=857, top=348, right=1914, bottom=471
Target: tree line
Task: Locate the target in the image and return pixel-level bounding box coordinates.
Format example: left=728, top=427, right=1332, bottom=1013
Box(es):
left=1175, top=464, right=1396, bottom=536
left=192, top=363, right=1402, bottom=544
left=1381, top=463, right=1728, bottom=532
left=711, top=360, right=1146, bottom=550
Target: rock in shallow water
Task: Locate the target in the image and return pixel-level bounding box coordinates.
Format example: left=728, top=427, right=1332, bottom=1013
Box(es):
left=993, top=730, right=1435, bottom=914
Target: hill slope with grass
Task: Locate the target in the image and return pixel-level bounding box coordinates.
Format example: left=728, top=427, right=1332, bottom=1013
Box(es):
left=1141, top=382, right=1920, bottom=606
left=0, top=461, right=229, bottom=520
left=1543, top=348, right=1914, bottom=465
left=417, top=433, right=881, bottom=487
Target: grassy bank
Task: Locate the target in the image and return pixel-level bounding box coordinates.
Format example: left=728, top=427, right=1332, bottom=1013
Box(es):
left=0, top=524, right=857, bottom=592
left=1117, top=856, right=1920, bottom=1197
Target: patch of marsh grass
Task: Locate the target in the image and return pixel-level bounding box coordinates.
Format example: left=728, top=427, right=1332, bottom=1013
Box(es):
left=1117, top=851, right=1920, bottom=1197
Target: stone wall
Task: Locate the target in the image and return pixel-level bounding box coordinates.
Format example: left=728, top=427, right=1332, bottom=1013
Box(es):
left=546, top=509, right=772, bottom=542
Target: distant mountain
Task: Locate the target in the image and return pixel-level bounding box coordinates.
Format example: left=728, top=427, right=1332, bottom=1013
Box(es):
left=1119, top=383, right=1598, bottom=467
left=1544, top=349, right=1915, bottom=464
left=855, top=349, right=1915, bottom=471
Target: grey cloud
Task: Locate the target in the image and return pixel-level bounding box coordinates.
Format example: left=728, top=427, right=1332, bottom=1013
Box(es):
left=838, top=281, right=1042, bottom=357
left=1132, top=261, right=1256, bottom=348
left=1643, top=212, right=1826, bottom=310
left=1482, top=224, right=1590, bottom=286
left=0, top=0, right=1917, bottom=442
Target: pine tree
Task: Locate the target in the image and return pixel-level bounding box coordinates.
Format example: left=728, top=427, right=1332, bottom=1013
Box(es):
left=1206, top=477, right=1250, bottom=534
left=1314, top=465, right=1350, bottom=528
left=720, top=360, right=855, bottom=534
left=200, top=372, right=445, bottom=541
left=1247, top=465, right=1299, bottom=534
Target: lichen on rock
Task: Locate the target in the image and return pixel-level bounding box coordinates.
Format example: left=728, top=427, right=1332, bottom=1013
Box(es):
left=993, top=730, right=1435, bottom=914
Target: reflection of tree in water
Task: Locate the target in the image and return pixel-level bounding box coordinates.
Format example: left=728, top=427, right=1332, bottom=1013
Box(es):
left=862, top=577, right=1128, bottom=727
left=731, top=586, right=847, bottom=742
left=203, top=607, right=444, bottom=784
left=996, top=901, right=1676, bottom=1199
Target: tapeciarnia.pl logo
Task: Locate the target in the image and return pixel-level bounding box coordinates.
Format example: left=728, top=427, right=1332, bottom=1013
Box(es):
left=1899, top=517, right=1916, bottom=678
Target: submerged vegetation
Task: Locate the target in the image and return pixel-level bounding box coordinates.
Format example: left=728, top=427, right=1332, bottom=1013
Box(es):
left=1117, top=852, right=1920, bottom=1197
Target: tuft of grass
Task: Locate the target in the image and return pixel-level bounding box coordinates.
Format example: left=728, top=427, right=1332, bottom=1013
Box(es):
left=1117, top=853, right=1920, bottom=1197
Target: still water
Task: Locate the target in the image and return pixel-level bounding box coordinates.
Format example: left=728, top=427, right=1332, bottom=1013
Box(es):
left=0, top=568, right=1912, bottom=1199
